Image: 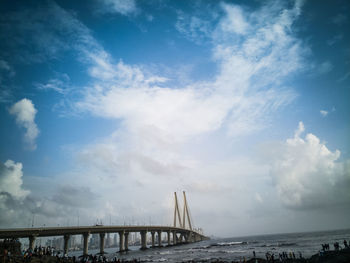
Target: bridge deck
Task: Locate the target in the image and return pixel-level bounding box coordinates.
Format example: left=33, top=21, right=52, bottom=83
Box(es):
left=0, top=225, right=203, bottom=238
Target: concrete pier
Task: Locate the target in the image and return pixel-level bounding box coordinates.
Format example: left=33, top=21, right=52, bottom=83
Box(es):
left=172, top=231, right=177, bottom=245
left=180, top=234, right=184, bottom=244
left=157, top=231, right=162, bottom=247
left=83, top=233, right=89, bottom=256
left=140, top=231, right=147, bottom=250
left=167, top=231, right=171, bottom=246
left=124, top=232, right=129, bottom=251
left=118, top=231, right=125, bottom=252
left=151, top=232, right=155, bottom=247
left=99, top=233, right=105, bottom=254
left=63, top=234, right=70, bottom=255
left=187, top=232, right=192, bottom=243
left=183, top=233, right=188, bottom=243
left=29, top=235, right=36, bottom=250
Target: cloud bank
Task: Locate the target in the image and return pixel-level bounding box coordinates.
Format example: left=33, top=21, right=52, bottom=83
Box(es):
left=0, top=160, right=29, bottom=199
left=77, top=0, right=305, bottom=140
left=0, top=159, right=101, bottom=227
left=269, top=122, right=350, bottom=210
left=0, top=160, right=30, bottom=225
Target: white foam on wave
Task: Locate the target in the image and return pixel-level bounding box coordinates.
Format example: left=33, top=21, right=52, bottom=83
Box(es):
left=217, top=241, right=245, bottom=246
left=159, top=250, right=172, bottom=255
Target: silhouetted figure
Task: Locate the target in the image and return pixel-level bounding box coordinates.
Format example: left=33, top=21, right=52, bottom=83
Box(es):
left=334, top=242, right=341, bottom=250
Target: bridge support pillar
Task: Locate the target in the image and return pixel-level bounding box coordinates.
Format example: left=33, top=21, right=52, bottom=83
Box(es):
left=180, top=234, right=184, bottom=243
left=118, top=231, right=125, bottom=252
left=188, top=232, right=193, bottom=243
left=184, top=234, right=188, bottom=243
left=167, top=231, right=171, bottom=246
left=172, top=231, right=177, bottom=245
left=140, top=231, right=147, bottom=250
left=63, top=234, right=70, bottom=255
left=151, top=232, right=155, bottom=247
left=83, top=233, right=89, bottom=256
left=157, top=231, right=162, bottom=247
left=29, top=235, right=36, bottom=251
left=99, top=233, right=105, bottom=254
left=124, top=232, right=129, bottom=251
left=195, top=233, right=200, bottom=242
left=192, top=233, right=196, bottom=242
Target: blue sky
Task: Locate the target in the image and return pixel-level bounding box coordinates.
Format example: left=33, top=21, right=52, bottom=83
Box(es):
left=0, top=0, right=349, bottom=237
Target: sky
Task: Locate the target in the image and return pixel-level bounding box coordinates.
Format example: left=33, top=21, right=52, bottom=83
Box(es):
left=0, top=0, right=349, bottom=238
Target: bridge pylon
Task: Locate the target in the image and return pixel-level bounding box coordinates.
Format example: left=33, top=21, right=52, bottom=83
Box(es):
left=173, top=191, right=193, bottom=230
left=173, top=192, right=182, bottom=227
left=182, top=191, right=192, bottom=230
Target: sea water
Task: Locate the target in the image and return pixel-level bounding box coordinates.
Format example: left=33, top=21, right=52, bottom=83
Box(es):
left=69, top=229, right=350, bottom=262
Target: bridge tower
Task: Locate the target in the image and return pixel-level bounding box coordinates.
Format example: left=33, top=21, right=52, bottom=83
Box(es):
left=182, top=191, right=192, bottom=230
left=173, top=191, right=193, bottom=230
left=173, top=192, right=182, bottom=227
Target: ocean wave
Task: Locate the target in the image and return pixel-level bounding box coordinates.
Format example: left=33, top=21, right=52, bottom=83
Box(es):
left=158, top=250, right=173, bottom=255
left=212, top=241, right=247, bottom=247
left=260, top=242, right=298, bottom=248
left=141, top=258, right=167, bottom=262
left=278, top=242, right=298, bottom=247
left=188, top=245, right=211, bottom=250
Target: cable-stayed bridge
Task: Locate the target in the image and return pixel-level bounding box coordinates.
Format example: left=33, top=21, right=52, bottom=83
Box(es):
left=0, top=192, right=208, bottom=255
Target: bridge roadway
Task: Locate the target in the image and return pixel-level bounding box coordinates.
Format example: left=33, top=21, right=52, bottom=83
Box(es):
left=0, top=225, right=207, bottom=255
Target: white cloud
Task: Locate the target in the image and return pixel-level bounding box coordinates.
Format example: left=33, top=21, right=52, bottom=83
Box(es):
left=9, top=98, right=39, bottom=150
left=268, top=122, right=350, bottom=209
left=0, top=159, right=102, bottom=227
left=77, top=84, right=231, bottom=139
left=76, top=0, right=304, bottom=139
left=97, top=0, right=137, bottom=15
left=219, top=4, right=249, bottom=35
left=0, top=160, right=31, bottom=227
left=0, top=160, right=29, bottom=199
left=3, top=1, right=305, bottom=139
left=35, top=73, right=70, bottom=94
left=175, top=12, right=212, bottom=44
left=320, top=110, right=328, bottom=117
